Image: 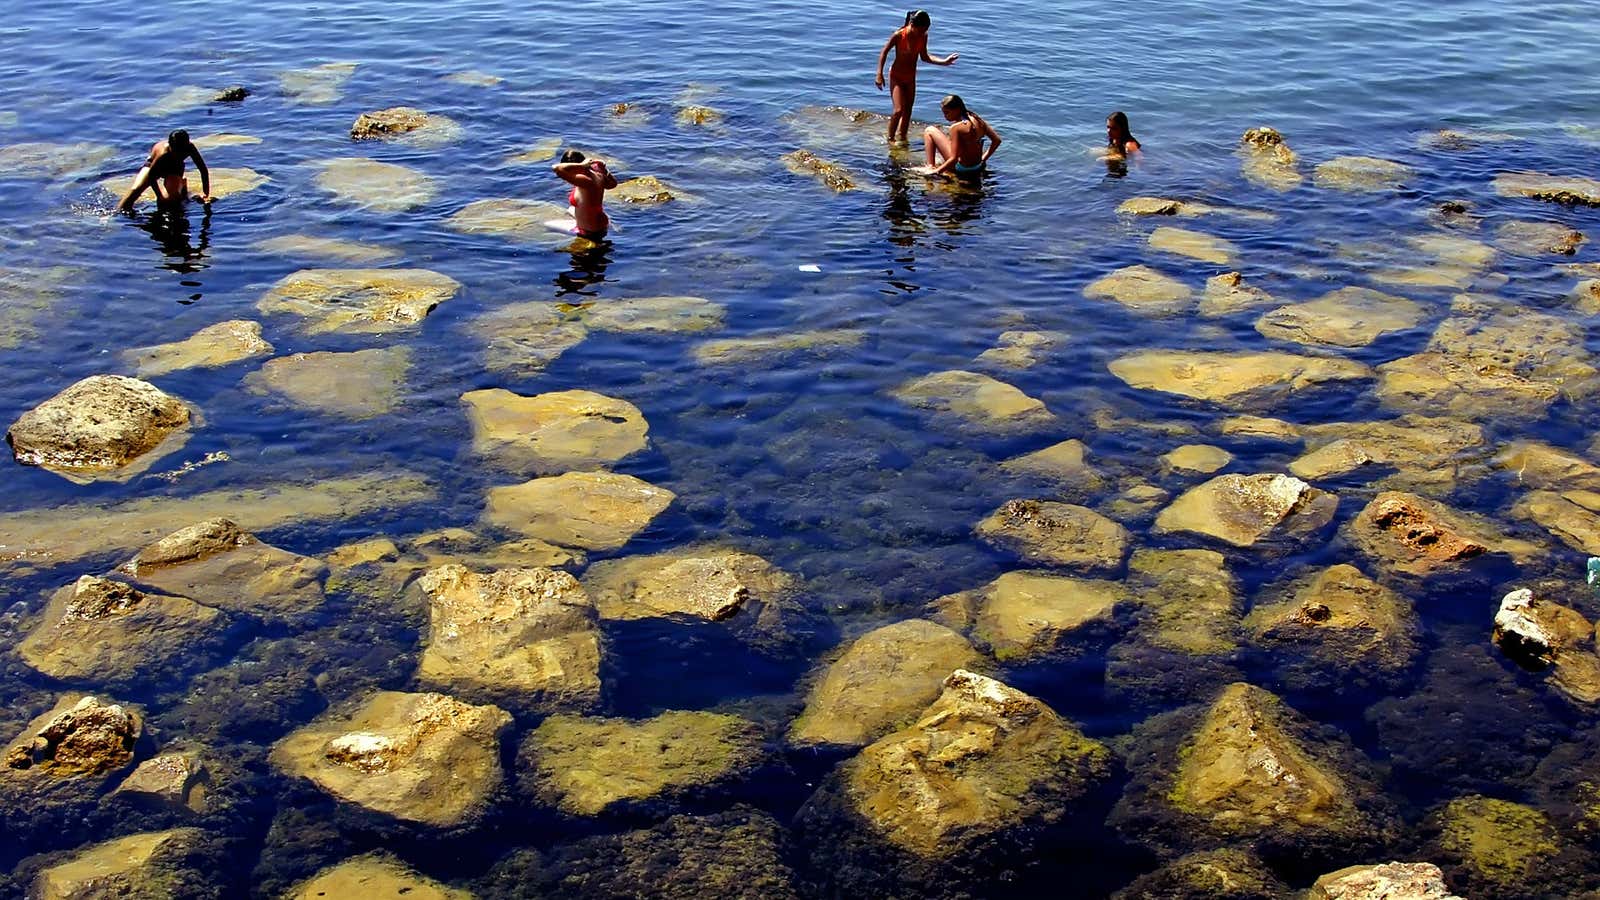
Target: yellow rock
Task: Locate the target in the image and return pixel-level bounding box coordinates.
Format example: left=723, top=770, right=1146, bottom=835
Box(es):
left=470, top=301, right=589, bottom=377
left=892, top=370, right=1056, bottom=433
left=1313, top=156, right=1414, bottom=192
left=116, top=517, right=327, bottom=621
left=1291, top=416, right=1485, bottom=486
left=280, top=62, right=357, bottom=106
left=695, top=328, right=864, bottom=366
left=315, top=158, right=438, bottom=212
left=1438, top=796, right=1561, bottom=885
left=257, top=269, right=459, bottom=334
left=1126, top=549, right=1240, bottom=655
left=780, top=150, right=856, bottom=192
left=974, top=330, right=1066, bottom=369
left=123, top=320, right=272, bottom=377
left=998, top=439, right=1108, bottom=496
left=582, top=546, right=794, bottom=622
left=100, top=167, right=268, bottom=206
left=1084, top=264, right=1194, bottom=315
left=974, top=499, right=1130, bottom=571
left=1493, top=171, right=1600, bottom=206
left=32, top=829, right=202, bottom=900
left=254, top=234, right=400, bottom=264
left=485, top=471, right=675, bottom=550
left=447, top=198, right=573, bottom=242
left=17, top=576, right=226, bottom=684
left=1109, top=350, right=1372, bottom=408
left=936, top=571, right=1124, bottom=661
left=1256, top=287, right=1426, bottom=348
left=3, top=694, right=142, bottom=778
left=580, top=295, right=726, bottom=333
left=1199, top=271, right=1277, bottom=318
left=1148, top=226, right=1237, bottom=265
left=504, top=138, right=562, bottom=165
left=1239, top=127, right=1303, bottom=191
left=1154, top=473, right=1337, bottom=548
left=0, top=141, right=115, bottom=179
left=287, top=854, right=474, bottom=900
left=246, top=347, right=411, bottom=419
left=1162, top=444, right=1233, bottom=474
left=462, top=388, right=648, bottom=474
left=6, top=375, right=192, bottom=484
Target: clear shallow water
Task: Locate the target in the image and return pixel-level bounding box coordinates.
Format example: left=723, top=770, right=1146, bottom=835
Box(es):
left=4, top=0, right=1600, bottom=896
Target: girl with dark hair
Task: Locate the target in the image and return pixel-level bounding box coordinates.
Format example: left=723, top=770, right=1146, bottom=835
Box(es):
left=921, top=94, right=1001, bottom=179
left=874, top=10, right=959, bottom=144
left=1106, top=111, right=1142, bottom=158
left=553, top=149, right=618, bottom=240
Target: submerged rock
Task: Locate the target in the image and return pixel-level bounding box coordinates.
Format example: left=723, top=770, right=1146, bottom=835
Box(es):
left=1108, top=350, right=1372, bottom=408
left=7, top=375, right=191, bottom=483
left=999, top=439, right=1109, bottom=497
left=1220, top=415, right=1302, bottom=442
left=974, top=329, right=1065, bottom=369
left=582, top=546, right=793, bottom=623
left=933, top=570, right=1125, bottom=661
left=470, top=301, right=588, bottom=377
left=1376, top=352, right=1561, bottom=423
left=580, top=295, right=726, bottom=334
left=1515, top=489, right=1600, bottom=555
left=447, top=198, right=573, bottom=243
left=123, top=320, right=272, bottom=377
left=1348, top=491, right=1540, bottom=578
left=17, top=575, right=228, bottom=686
left=1308, top=862, right=1461, bottom=900
left=1245, top=565, right=1421, bottom=689
left=101, top=167, right=268, bottom=206
left=1290, top=416, right=1485, bottom=486
left=1493, top=588, right=1600, bottom=704
left=0, top=265, right=76, bottom=352
left=676, top=105, right=723, bottom=127
left=1114, top=848, right=1289, bottom=900
left=611, top=175, right=682, bottom=204
left=520, top=710, right=765, bottom=816
left=270, top=691, right=512, bottom=827
left=1149, top=227, right=1237, bottom=265
left=1492, top=440, right=1600, bottom=491
left=350, top=107, right=461, bottom=145
left=1084, top=264, right=1194, bottom=315
left=1256, top=286, right=1426, bottom=348
left=1313, top=156, right=1414, bottom=192
left=1162, top=444, right=1233, bottom=475
left=974, top=499, right=1130, bottom=571
left=1121, top=548, right=1242, bottom=658
left=1239, top=127, right=1303, bottom=191
left=891, top=370, right=1056, bottom=433
left=695, top=328, right=865, bottom=366
left=245, top=347, right=411, bottom=419
left=314, top=158, right=438, bottom=212
left=1493, top=171, right=1600, bottom=206
left=3, top=694, right=141, bottom=778
left=1433, top=796, right=1563, bottom=893
left=1154, top=473, right=1337, bottom=548
left=485, top=471, right=675, bottom=550
left=257, top=269, right=459, bottom=334
left=114, top=751, right=208, bottom=814
left=1199, top=271, right=1277, bottom=317
left=462, top=388, right=648, bottom=475
left=288, top=854, right=473, bottom=900
left=781, top=150, right=857, bottom=192
left=444, top=70, right=502, bottom=87
left=255, top=234, right=400, bottom=264
left=116, top=518, right=327, bottom=622
left=31, top=828, right=205, bottom=900
left=0, top=141, right=116, bottom=179
left=503, top=137, right=562, bottom=166
left=788, top=619, right=980, bottom=750
left=280, top=62, right=356, bottom=106
left=1497, top=220, right=1585, bottom=256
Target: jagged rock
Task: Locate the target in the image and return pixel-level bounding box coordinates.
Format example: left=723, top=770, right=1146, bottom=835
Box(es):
left=280, top=62, right=357, bottom=106
left=415, top=565, right=601, bottom=710
left=1239, top=127, right=1302, bottom=191
left=1433, top=796, right=1563, bottom=891
left=1154, top=473, right=1337, bottom=548
left=1162, top=445, right=1233, bottom=474
left=1309, top=862, right=1461, bottom=900
left=1109, top=350, right=1372, bottom=408
left=781, top=150, right=856, bottom=192
left=1245, top=565, right=1421, bottom=689
left=30, top=828, right=204, bottom=900
left=611, top=175, right=681, bottom=204
left=521, top=710, right=764, bottom=816
left=1493, top=441, right=1600, bottom=491
left=462, top=388, right=648, bottom=474
left=123, top=321, right=272, bottom=377
left=255, top=234, right=400, bottom=264
left=892, top=370, right=1056, bottom=433
left=932, top=570, right=1125, bottom=661
left=116, top=518, right=327, bottom=621
left=287, top=854, right=472, bottom=900
left=582, top=546, right=792, bottom=623
left=446, top=199, right=574, bottom=243
left=580, top=295, right=726, bottom=334
left=1256, top=287, right=1426, bottom=348
left=695, top=328, right=865, bottom=366
left=1113, top=848, right=1289, bottom=900
left=1348, top=491, right=1540, bottom=578
left=17, top=575, right=227, bottom=686
left=257, top=269, right=459, bottom=334
left=1149, top=227, right=1236, bottom=265
left=999, top=439, right=1108, bottom=497
left=1515, top=490, right=1600, bottom=555
left=485, top=471, right=675, bottom=550
left=350, top=107, right=461, bottom=145
left=270, top=691, right=512, bottom=827
left=800, top=670, right=1112, bottom=857
left=788, top=619, right=980, bottom=749
left=114, top=752, right=207, bottom=813
left=470, top=301, right=588, bottom=377
left=1314, top=156, right=1414, bottom=192
left=314, top=158, right=438, bottom=212
left=974, top=329, right=1065, bottom=369
left=1199, top=271, right=1277, bottom=317
left=1084, top=265, right=1194, bottom=315
left=1497, top=220, right=1585, bottom=256
left=1493, top=172, right=1600, bottom=206
left=1492, top=588, right=1600, bottom=704
left=975, top=499, right=1130, bottom=570
left=4, top=695, right=139, bottom=785
left=1290, top=416, right=1485, bottom=487
left=676, top=105, right=723, bottom=127
left=7, top=375, right=191, bottom=483
left=245, top=348, right=412, bottom=419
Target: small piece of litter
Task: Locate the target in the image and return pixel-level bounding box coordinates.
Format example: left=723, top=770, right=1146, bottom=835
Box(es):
left=798, top=264, right=822, bottom=273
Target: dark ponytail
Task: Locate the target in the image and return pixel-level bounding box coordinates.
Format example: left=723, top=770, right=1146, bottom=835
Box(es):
left=906, top=9, right=930, bottom=28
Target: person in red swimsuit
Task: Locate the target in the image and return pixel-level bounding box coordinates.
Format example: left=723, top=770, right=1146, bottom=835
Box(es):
left=874, top=10, right=959, bottom=144
left=553, top=150, right=617, bottom=240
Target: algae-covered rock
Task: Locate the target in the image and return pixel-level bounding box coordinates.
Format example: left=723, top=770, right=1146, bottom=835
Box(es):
left=788, top=619, right=980, bottom=750
left=3, top=694, right=141, bottom=778
left=31, top=828, right=206, bottom=900
left=462, top=388, right=648, bottom=474
left=255, top=234, right=401, bottom=264
left=1125, top=549, right=1241, bottom=657
left=1162, top=444, right=1233, bottom=475
left=17, top=575, right=228, bottom=686
left=1348, top=491, right=1540, bottom=578
left=998, top=439, right=1109, bottom=497
left=7, top=375, right=191, bottom=483
left=1497, top=220, right=1585, bottom=256
left=1432, top=796, right=1564, bottom=893
left=1493, top=588, right=1600, bottom=704
left=1290, top=416, right=1485, bottom=487
left=1199, top=271, right=1277, bottom=317
left=350, top=107, right=461, bottom=145
left=1109, top=350, right=1372, bottom=408
left=415, top=565, right=602, bottom=710
left=1113, top=848, right=1290, bottom=900
left=1149, top=227, right=1237, bottom=265
left=1239, top=127, right=1302, bottom=191
left=314, top=158, right=438, bottom=212
left=470, top=301, right=589, bottom=377
left=1084, top=264, right=1194, bottom=315
left=1256, top=287, right=1426, bottom=348
left=1493, top=171, right=1600, bottom=206
left=1308, top=862, right=1461, bottom=900
left=1154, top=473, right=1337, bottom=548
left=116, top=518, right=327, bottom=622
left=257, top=268, right=459, bottom=334
left=484, top=471, right=675, bottom=550
left=287, top=854, right=473, bottom=900
left=676, top=105, right=723, bottom=127
left=1377, top=352, right=1562, bottom=424
left=245, top=348, right=411, bottom=419
left=800, top=670, right=1112, bottom=858
left=932, top=570, right=1125, bottom=661
left=1314, top=156, right=1414, bottom=192
left=580, top=295, right=726, bottom=334
left=123, top=320, right=272, bottom=377
left=975, top=499, right=1130, bottom=571
left=611, top=175, right=682, bottom=204
left=280, top=62, right=356, bottom=105
left=974, top=329, right=1065, bottom=369
left=582, top=546, right=793, bottom=623
left=270, top=691, right=512, bottom=828
left=781, top=150, right=856, bottom=192
left=1245, top=564, right=1421, bottom=690
left=892, top=370, right=1055, bottom=433
left=1515, top=489, right=1600, bottom=555
left=446, top=199, right=573, bottom=243
left=520, top=710, right=765, bottom=816
left=695, top=328, right=865, bottom=366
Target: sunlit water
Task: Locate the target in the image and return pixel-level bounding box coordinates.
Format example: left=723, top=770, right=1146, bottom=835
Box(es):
left=3, top=0, right=1600, bottom=896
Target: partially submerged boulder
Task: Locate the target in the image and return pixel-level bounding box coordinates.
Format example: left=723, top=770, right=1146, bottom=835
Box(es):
left=974, top=499, right=1130, bottom=571
left=891, top=370, right=1056, bottom=433
left=257, top=269, right=459, bottom=334
left=314, top=158, right=438, bottom=212
left=932, top=570, right=1125, bottom=661
left=1108, top=350, right=1372, bottom=408
left=470, top=301, right=588, bottom=377
left=7, top=375, right=191, bottom=483
left=245, top=348, right=412, bottom=419
left=123, top=320, right=272, bottom=377
left=1308, top=862, right=1461, bottom=900
left=1199, top=271, right=1277, bottom=317
left=1493, top=588, right=1600, bottom=704
left=350, top=107, right=461, bottom=145
left=1148, top=227, right=1236, bottom=265
left=1124, top=549, right=1242, bottom=657
left=1492, top=171, right=1600, bottom=207
left=1432, top=796, right=1564, bottom=893
left=280, top=62, right=357, bottom=106
left=1153, top=473, right=1337, bottom=549
left=781, top=150, right=856, bottom=192
left=114, top=751, right=208, bottom=814
left=1244, top=565, right=1421, bottom=690
left=3, top=694, right=141, bottom=778
left=116, top=518, right=327, bottom=622
left=1162, top=444, right=1233, bottom=475
left=611, top=175, right=682, bottom=204
left=582, top=546, right=794, bottom=623
left=1313, top=156, right=1414, bottom=192
left=1497, top=220, right=1585, bottom=256
left=1347, top=491, right=1540, bottom=578
left=1492, top=441, right=1600, bottom=491
left=974, top=329, right=1065, bottom=369
left=1256, top=287, right=1426, bottom=348
left=1114, top=848, right=1289, bottom=900
left=580, top=295, right=726, bottom=334
left=1515, top=489, right=1600, bottom=555
left=484, top=471, right=675, bottom=550
left=788, top=619, right=980, bottom=750
left=446, top=198, right=573, bottom=243
left=1084, top=265, right=1194, bottom=315
left=30, top=828, right=206, bottom=900
left=287, top=854, right=473, bottom=900
left=1290, top=416, right=1485, bottom=487
left=461, top=388, right=648, bottom=474
left=1239, top=127, right=1302, bottom=191
left=415, top=565, right=602, bottom=710
left=269, top=691, right=512, bottom=827
left=17, top=575, right=228, bottom=686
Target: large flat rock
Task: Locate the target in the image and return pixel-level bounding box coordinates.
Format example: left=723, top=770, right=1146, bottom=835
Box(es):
left=485, top=472, right=675, bottom=550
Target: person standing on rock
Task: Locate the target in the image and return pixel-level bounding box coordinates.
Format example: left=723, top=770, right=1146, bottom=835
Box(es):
left=553, top=150, right=617, bottom=241
left=875, top=10, right=959, bottom=145
left=116, top=130, right=211, bottom=213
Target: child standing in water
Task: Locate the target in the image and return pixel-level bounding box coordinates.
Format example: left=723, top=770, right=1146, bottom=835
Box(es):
left=1105, top=111, right=1142, bottom=158
left=552, top=150, right=617, bottom=240
left=922, top=95, right=1001, bottom=179
left=875, top=10, right=959, bottom=144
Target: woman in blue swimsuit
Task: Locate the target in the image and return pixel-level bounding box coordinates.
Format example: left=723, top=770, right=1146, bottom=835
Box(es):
left=922, top=95, right=1001, bottom=180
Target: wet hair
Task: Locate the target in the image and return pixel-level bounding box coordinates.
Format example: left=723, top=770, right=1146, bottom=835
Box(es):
left=168, top=129, right=190, bottom=149
left=941, top=94, right=969, bottom=118
left=561, top=149, right=587, bottom=164
left=1107, top=111, right=1137, bottom=153
left=905, top=9, right=930, bottom=28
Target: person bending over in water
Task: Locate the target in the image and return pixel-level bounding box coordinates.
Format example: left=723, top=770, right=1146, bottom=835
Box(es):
left=875, top=10, right=958, bottom=144
left=117, top=130, right=211, bottom=213
left=553, top=150, right=617, bottom=240
left=922, top=94, right=1001, bottom=179
left=1106, top=111, right=1141, bottom=158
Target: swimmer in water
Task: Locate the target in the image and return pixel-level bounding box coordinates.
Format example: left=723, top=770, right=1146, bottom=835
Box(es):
left=553, top=150, right=617, bottom=240
left=922, top=94, right=1001, bottom=179
left=1105, top=111, right=1142, bottom=159
left=875, top=10, right=959, bottom=144
left=116, top=130, right=211, bottom=213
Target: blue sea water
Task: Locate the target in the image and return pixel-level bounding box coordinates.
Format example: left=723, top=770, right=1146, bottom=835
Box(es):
left=2, top=0, right=1600, bottom=895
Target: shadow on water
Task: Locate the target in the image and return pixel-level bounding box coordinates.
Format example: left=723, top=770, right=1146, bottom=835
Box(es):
left=553, top=238, right=614, bottom=297
left=136, top=203, right=210, bottom=281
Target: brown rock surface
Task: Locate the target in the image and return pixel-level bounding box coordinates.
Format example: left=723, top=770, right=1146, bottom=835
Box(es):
left=7, top=375, right=191, bottom=483
left=116, top=518, right=327, bottom=621
left=123, top=320, right=272, bottom=377
left=4, top=694, right=142, bottom=778
left=287, top=854, right=473, bottom=900
left=17, top=575, right=226, bottom=684
left=257, top=269, right=459, bottom=334
left=485, top=471, right=675, bottom=550
left=582, top=547, right=793, bottom=622
left=1349, top=491, right=1540, bottom=577
left=975, top=499, right=1130, bottom=570
left=1154, top=473, right=1337, bottom=548
left=461, top=388, right=648, bottom=474
left=1109, top=350, right=1372, bottom=408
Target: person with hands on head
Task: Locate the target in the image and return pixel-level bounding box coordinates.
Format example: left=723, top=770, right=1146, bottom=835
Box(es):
left=875, top=10, right=958, bottom=145
left=922, top=94, right=1000, bottom=180
left=553, top=149, right=618, bottom=240
left=117, top=129, right=210, bottom=213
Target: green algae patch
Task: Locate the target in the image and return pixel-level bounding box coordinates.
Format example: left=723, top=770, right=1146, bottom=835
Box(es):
left=1436, top=796, right=1560, bottom=886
